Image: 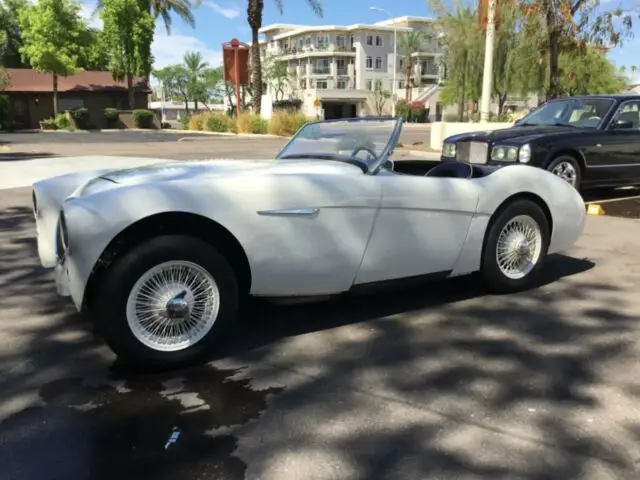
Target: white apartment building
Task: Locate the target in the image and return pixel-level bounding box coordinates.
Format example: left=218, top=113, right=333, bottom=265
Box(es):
left=256, top=16, right=448, bottom=120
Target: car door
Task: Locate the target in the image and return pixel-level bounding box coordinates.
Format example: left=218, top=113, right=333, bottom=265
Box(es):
left=353, top=172, right=480, bottom=286
left=592, top=100, right=640, bottom=185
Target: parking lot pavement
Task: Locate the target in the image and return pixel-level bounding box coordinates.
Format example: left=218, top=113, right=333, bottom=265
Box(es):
left=1, top=186, right=640, bottom=479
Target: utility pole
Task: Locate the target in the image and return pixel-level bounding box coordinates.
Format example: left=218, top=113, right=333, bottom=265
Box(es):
left=479, top=0, right=496, bottom=122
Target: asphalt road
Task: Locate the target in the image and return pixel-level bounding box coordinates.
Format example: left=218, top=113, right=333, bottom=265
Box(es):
left=1, top=184, right=640, bottom=479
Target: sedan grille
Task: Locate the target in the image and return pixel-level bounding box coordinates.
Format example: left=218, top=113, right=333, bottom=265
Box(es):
left=456, top=141, right=488, bottom=164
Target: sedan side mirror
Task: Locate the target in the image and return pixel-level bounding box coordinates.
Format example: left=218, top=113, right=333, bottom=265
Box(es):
left=612, top=119, right=634, bottom=130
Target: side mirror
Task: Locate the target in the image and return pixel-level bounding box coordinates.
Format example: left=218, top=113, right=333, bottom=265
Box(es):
left=612, top=119, right=634, bottom=130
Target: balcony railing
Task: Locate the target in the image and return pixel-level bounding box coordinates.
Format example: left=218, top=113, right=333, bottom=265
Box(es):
left=421, top=64, right=439, bottom=76
left=312, top=67, right=331, bottom=75
left=337, top=67, right=348, bottom=75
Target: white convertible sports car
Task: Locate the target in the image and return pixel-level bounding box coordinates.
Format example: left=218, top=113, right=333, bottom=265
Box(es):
left=32, top=117, right=586, bottom=367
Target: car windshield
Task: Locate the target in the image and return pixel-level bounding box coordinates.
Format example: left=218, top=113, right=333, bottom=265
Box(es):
left=276, top=117, right=400, bottom=171
left=518, top=97, right=615, bottom=128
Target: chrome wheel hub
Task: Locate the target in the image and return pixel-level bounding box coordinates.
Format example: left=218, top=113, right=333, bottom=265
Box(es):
left=551, top=161, right=577, bottom=186
left=496, top=215, right=543, bottom=280
left=125, top=260, right=220, bottom=352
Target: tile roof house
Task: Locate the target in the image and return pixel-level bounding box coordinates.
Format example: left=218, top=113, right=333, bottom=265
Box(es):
left=4, top=69, right=152, bottom=130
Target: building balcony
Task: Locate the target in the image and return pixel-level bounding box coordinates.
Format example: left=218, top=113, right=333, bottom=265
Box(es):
left=312, top=67, right=331, bottom=75
left=420, top=64, right=439, bottom=76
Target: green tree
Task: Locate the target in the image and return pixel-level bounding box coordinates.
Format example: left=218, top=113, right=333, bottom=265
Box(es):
left=248, top=0, right=323, bottom=114
left=397, top=30, right=429, bottom=101
left=0, top=0, right=29, bottom=68
left=78, top=28, right=109, bottom=70
left=263, top=55, right=290, bottom=101
left=559, top=47, right=626, bottom=95
left=518, top=0, right=634, bottom=100
left=153, top=64, right=190, bottom=112
left=95, top=0, right=202, bottom=34
left=18, top=0, right=86, bottom=115
left=101, top=0, right=155, bottom=109
left=372, top=79, right=391, bottom=116
left=183, top=50, right=208, bottom=110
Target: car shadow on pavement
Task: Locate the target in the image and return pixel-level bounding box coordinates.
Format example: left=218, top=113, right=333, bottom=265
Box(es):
left=0, top=198, right=639, bottom=479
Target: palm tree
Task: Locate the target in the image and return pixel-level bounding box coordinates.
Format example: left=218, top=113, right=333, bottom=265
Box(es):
left=94, top=0, right=202, bottom=34
left=397, top=31, right=428, bottom=102
left=183, top=51, right=208, bottom=110
left=248, top=0, right=323, bottom=114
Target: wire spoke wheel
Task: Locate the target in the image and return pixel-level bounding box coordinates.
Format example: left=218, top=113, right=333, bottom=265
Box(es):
left=495, top=215, right=543, bottom=280
left=125, top=260, right=220, bottom=352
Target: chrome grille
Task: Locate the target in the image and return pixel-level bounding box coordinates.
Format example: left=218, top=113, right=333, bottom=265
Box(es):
left=456, top=141, right=488, bottom=164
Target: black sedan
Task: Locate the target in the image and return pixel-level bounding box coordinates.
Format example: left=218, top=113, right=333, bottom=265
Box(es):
left=440, top=94, right=640, bottom=190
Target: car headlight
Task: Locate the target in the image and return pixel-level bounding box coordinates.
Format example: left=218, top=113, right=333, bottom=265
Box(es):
left=491, top=145, right=519, bottom=162
left=518, top=144, right=531, bottom=163
left=442, top=142, right=456, bottom=158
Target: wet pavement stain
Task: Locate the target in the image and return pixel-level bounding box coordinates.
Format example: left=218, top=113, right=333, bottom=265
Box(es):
left=0, top=365, right=283, bottom=480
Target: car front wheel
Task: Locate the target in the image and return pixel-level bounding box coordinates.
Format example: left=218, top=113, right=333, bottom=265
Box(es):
left=480, top=199, right=550, bottom=293
left=547, top=155, right=581, bottom=189
left=94, top=234, right=238, bottom=368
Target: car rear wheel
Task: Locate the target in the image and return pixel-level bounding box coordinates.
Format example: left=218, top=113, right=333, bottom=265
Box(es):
left=547, top=155, right=581, bottom=189
left=94, top=234, right=238, bottom=368
left=480, top=199, right=550, bottom=293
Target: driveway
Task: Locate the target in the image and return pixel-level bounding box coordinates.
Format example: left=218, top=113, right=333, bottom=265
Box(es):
left=0, top=183, right=639, bottom=479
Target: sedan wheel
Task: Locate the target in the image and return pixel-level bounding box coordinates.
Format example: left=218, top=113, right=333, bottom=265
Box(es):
left=547, top=156, right=581, bottom=188
left=480, top=199, right=550, bottom=293
left=94, top=235, right=238, bottom=368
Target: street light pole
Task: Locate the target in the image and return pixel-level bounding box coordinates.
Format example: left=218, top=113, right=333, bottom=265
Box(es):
left=370, top=6, right=396, bottom=117
left=479, top=0, right=496, bottom=122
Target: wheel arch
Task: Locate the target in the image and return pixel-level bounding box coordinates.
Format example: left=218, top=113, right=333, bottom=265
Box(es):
left=83, top=211, right=252, bottom=312
left=480, top=192, right=553, bottom=266
left=546, top=148, right=586, bottom=172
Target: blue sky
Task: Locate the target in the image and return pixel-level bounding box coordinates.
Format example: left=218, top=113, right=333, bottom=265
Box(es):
left=80, top=0, right=640, bottom=82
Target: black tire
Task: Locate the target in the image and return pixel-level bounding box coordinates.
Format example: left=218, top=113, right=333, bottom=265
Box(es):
left=480, top=199, right=550, bottom=294
left=546, top=155, right=582, bottom=189
left=93, top=234, right=239, bottom=369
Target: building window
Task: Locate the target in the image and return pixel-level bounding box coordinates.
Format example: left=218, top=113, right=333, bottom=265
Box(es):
left=337, top=79, right=347, bottom=89
left=305, top=36, right=311, bottom=47
left=315, top=58, right=329, bottom=74
left=60, top=98, right=84, bottom=112
left=398, top=80, right=405, bottom=89
left=366, top=34, right=373, bottom=46
left=375, top=35, right=383, bottom=47
left=399, top=58, right=404, bottom=69
left=366, top=56, right=373, bottom=70
left=366, top=79, right=373, bottom=91
left=317, top=80, right=328, bottom=89
left=300, top=79, right=307, bottom=89
left=350, top=35, right=355, bottom=49
left=316, top=34, right=328, bottom=48
left=375, top=57, right=383, bottom=70
left=336, top=35, right=345, bottom=48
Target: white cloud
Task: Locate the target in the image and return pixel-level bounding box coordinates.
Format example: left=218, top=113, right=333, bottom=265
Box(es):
left=152, top=27, right=222, bottom=69
left=204, top=0, right=241, bottom=19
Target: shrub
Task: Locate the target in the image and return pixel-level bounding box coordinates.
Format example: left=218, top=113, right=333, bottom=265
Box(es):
left=237, top=113, right=268, bottom=134
left=40, top=118, right=57, bottom=130
left=104, top=108, right=119, bottom=127
left=268, top=110, right=310, bottom=136
left=395, top=100, right=411, bottom=121
left=180, top=114, right=191, bottom=130
left=161, top=122, right=171, bottom=129
left=132, top=109, right=155, bottom=128
left=188, top=113, right=205, bottom=131
left=54, top=113, right=71, bottom=130
left=69, top=107, right=90, bottom=129
left=203, top=112, right=235, bottom=133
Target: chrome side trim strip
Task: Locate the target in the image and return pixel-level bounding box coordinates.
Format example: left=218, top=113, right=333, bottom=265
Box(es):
left=257, top=208, right=320, bottom=217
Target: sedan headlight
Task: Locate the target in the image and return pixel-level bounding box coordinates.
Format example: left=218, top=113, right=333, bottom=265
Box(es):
left=491, top=145, right=519, bottom=162
left=518, top=144, right=531, bottom=163
left=442, top=142, right=456, bottom=158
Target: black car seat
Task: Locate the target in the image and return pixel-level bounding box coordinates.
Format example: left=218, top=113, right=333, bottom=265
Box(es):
left=425, top=161, right=473, bottom=179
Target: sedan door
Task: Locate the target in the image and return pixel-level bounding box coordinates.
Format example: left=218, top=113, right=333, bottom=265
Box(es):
left=590, top=100, right=640, bottom=186
left=353, top=173, right=480, bottom=286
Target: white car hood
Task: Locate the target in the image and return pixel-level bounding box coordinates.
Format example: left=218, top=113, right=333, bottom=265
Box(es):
left=100, top=158, right=361, bottom=184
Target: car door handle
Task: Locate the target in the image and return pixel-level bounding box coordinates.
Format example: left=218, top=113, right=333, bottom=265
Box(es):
left=257, top=208, right=320, bottom=217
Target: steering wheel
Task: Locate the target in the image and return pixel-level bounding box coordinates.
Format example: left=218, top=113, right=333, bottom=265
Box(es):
left=351, top=146, right=378, bottom=163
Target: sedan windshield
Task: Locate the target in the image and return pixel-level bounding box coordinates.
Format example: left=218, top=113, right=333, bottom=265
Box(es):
left=276, top=117, right=400, bottom=171
left=518, top=97, right=615, bottom=128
